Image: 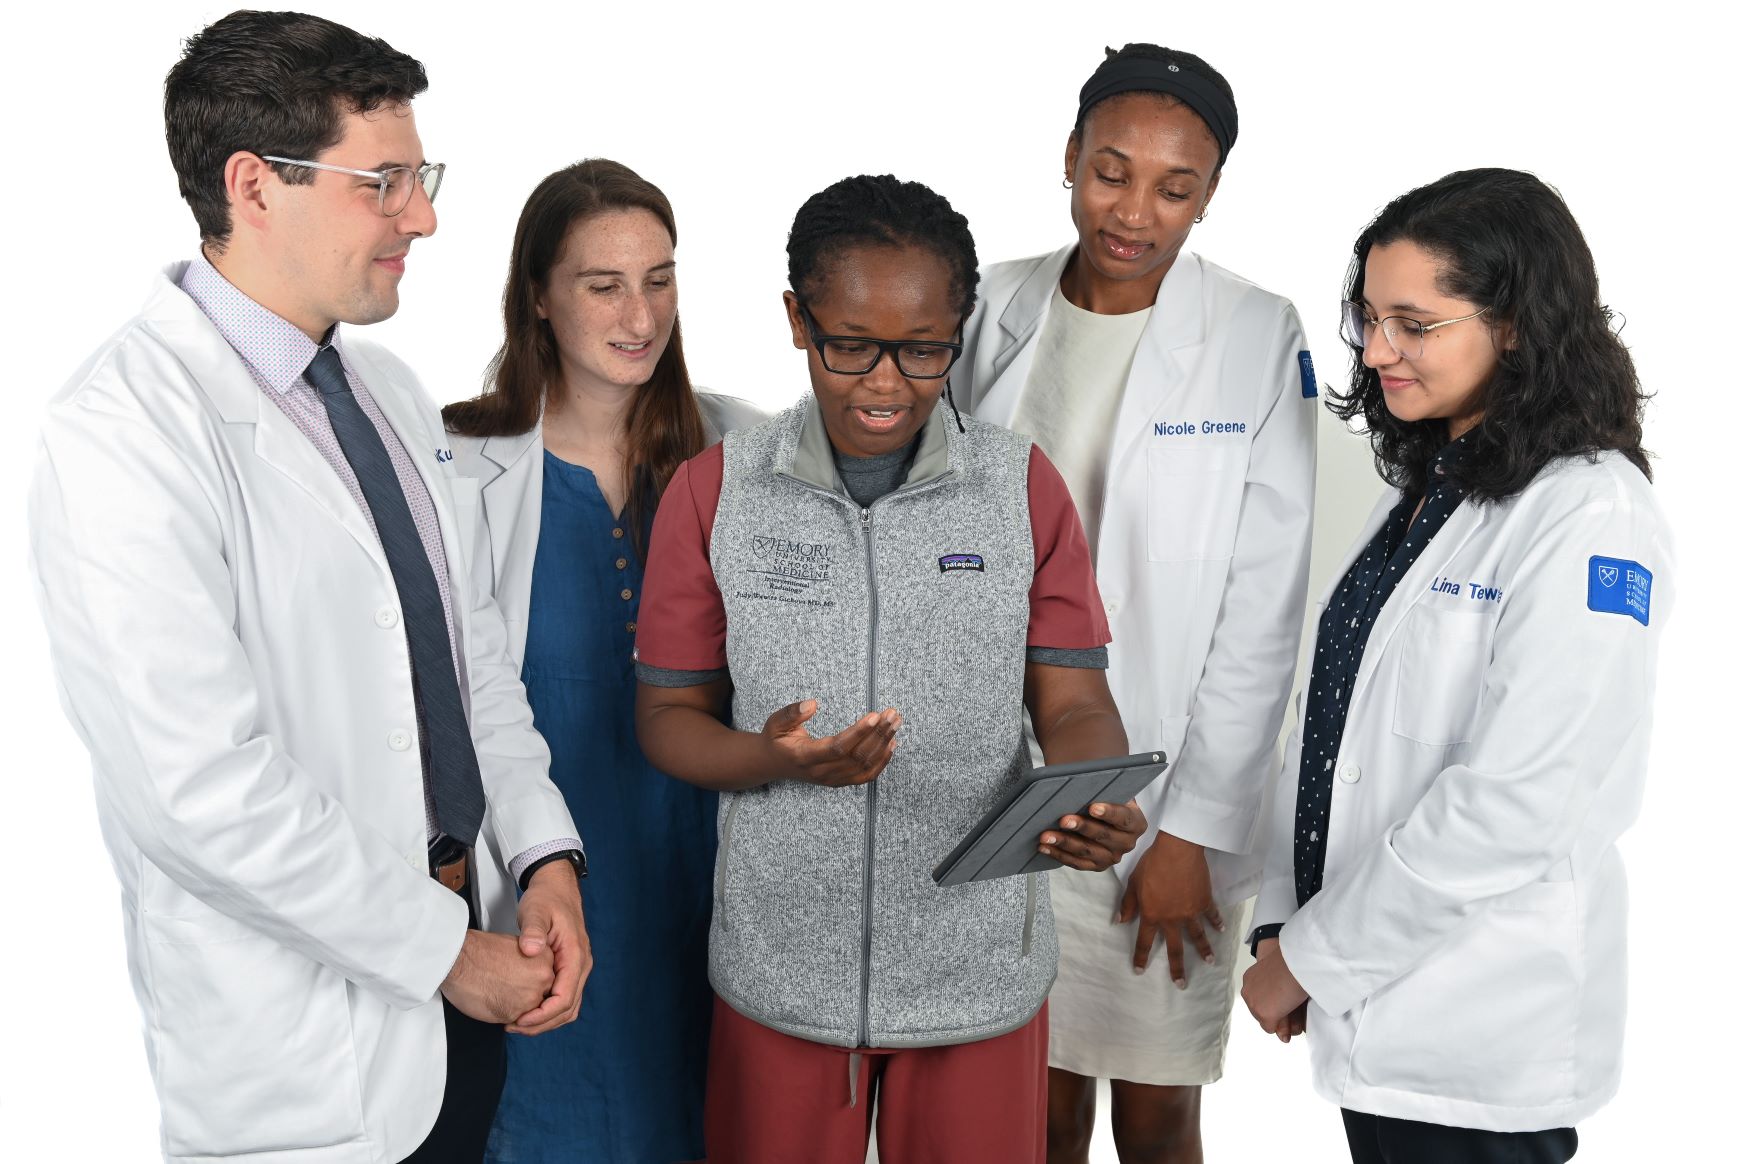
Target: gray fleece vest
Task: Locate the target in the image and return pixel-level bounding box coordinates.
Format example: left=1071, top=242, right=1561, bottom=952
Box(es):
left=708, top=398, right=1055, bottom=1048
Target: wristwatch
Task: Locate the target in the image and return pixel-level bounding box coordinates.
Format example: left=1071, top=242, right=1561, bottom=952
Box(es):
left=1248, top=923, right=1284, bottom=957
left=518, top=848, right=588, bottom=891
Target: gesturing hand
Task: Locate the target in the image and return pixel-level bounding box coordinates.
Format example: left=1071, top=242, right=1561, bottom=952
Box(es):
left=440, top=930, right=556, bottom=1025
left=1241, top=937, right=1310, bottom=1039
left=507, top=860, right=591, bottom=1036
left=1118, top=832, right=1225, bottom=988
left=764, top=699, right=901, bottom=788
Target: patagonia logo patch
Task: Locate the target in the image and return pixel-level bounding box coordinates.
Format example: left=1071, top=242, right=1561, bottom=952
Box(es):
left=1587, top=555, right=1651, bottom=626
left=1297, top=351, right=1318, bottom=398
left=939, top=553, right=985, bottom=573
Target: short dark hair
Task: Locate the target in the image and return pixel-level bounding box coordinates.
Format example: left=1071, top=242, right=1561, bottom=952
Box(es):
left=786, top=174, right=980, bottom=320
left=1073, top=43, right=1236, bottom=158
left=164, top=10, right=428, bottom=249
left=1329, top=167, right=1651, bottom=501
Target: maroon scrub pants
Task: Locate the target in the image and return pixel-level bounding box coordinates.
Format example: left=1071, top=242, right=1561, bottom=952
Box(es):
left=704, top=994, right=1048, bottom=1164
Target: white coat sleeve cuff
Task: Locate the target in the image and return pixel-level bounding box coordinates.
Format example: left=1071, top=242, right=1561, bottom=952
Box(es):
left=1154, top=779, right=1257, bottom=854
left=1253, top=873, right=1297, bottom=931
left=1278, top=908, right=1365, bottom=1017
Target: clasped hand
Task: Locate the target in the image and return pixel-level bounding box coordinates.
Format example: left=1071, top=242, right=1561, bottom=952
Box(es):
left=440, top=861, right=591, bottom=1035
left=761, top=698, right=1144, bottom=872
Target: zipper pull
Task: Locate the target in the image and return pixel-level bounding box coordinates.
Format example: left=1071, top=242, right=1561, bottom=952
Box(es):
left=859, top=508, right=871, bottom=527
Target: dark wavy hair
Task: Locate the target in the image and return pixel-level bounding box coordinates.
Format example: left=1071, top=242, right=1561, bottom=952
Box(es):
left=443, top=159, right=704, bottom=558
left=1329, top=167, right=1650, bottom=501
left=165, top=10, right=427, bottom=250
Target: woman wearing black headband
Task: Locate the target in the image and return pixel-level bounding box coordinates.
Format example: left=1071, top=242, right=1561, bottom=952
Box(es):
left=956, top=43, right=1318, bottom=1164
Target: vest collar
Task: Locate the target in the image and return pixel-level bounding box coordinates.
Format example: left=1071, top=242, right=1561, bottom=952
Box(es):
left=777, top=395, right=958, bottom=495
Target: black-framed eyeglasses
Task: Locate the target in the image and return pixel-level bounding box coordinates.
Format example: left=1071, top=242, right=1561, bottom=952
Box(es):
left=261, top=155, right=445, bottom=217
left=1341, top=300, right=1486, bottom=362
left=799, top=304, right=964, bottom=380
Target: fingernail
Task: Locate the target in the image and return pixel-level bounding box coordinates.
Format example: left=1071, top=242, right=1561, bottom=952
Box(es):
left=1038, top=845, right=1052, bottom=856
left=1175, top=978, right=1188, bottom=991
left=1203, top=954, right=1216, bottom=965
left=1133, top=964, right=1146, bottom=975
left=1214, top=921, right=1226, bottom=932
left=1090, top=803, right=1106, bottom=817
left=1041, top=833, right=1057, bottom=845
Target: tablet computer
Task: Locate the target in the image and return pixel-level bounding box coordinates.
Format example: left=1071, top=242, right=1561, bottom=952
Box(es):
left=931, top=752, right=1167, bottom=887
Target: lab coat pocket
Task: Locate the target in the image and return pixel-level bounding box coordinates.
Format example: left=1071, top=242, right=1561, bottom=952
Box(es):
left=1392, top=606, right=1492, bottom=746
left=1351, top=886, right=1579, bottom=1107
left=1145, top=444, right=1246, bottom=562
left=144, top=904, right=362, bottom=1156
left=1156, top=714, right=1193, bottom=763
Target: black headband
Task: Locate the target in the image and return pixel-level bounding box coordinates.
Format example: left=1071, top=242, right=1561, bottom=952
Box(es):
left=1076, top=56, right=1237, bottom=168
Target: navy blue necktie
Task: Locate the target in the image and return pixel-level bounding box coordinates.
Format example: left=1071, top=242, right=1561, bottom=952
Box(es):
left=305, top=344, right=485, bottom=845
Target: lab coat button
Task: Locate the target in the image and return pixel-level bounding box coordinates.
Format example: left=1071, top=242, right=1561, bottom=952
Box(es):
left=1104, top=601, right=1119, bottom=615
left=1338, top=763, right=1361, bottom=784
left=388, top=730, right=413, bottom=752
left=375, top=607, right=399, bottom=629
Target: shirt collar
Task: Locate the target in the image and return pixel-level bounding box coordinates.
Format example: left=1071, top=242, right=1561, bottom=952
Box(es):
left=178, top=252, right=340, bottom=394
left=1426, top=430, right=1474, bottom=488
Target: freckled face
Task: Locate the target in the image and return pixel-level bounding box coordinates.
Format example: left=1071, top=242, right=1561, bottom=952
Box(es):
left=537, top=208, right=678, bottom=394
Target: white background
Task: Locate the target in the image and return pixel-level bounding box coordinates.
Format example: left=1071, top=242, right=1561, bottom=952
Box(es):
left=1, top=1, right=1740, bottom=1160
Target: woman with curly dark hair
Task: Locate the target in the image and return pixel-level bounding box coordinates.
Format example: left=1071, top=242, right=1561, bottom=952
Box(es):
left=1241, top=168, right=1671, bottom=1164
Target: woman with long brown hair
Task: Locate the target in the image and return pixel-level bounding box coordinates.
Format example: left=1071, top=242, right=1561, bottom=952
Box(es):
left=446, top=158, right=762, bottom=1164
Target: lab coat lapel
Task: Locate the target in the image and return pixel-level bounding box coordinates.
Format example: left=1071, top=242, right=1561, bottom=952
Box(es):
left=1349, top=497, right=1490, bottom=705
left=977, top=244, right=1074, bottom=426
left=476, top=426, right=543, bottom=600
left=1094, top=255, right=1206, bottom=569
left=1107, top=252, right=1206, bottom=471
left=148, top=282, right=390, bottom=574
left=344, top=340, right=468, bottom=592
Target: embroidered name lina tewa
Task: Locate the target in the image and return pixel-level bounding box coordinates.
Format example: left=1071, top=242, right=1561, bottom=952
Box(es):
left=939, top=553, right=985, bottom=573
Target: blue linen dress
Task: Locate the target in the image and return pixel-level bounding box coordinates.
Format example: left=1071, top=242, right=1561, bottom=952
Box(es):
left=487, top=450, right=717, bottom=1164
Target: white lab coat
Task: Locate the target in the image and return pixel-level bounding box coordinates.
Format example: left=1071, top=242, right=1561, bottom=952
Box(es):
left=959, top=246, right=1317, bottom=899
left=449, top=392, right=766, bottom=668
left=1255, top=451, right=1672, bottom=1132
left=27, top=265, right=578, bottom=1164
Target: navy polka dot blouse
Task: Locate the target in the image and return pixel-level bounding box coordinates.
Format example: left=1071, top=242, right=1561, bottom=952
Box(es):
left=1292, top=437, right=1473, bottom=905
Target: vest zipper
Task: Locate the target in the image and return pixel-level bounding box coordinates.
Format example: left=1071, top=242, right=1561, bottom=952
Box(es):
left=856, top=504, right=879, bottom=1049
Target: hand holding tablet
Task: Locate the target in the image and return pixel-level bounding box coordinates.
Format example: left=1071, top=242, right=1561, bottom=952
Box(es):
left=933, top=753, right=1166, bottom=886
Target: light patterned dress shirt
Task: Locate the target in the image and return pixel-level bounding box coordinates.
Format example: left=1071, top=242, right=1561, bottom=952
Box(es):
left=179, top=256, right=580, bottom=881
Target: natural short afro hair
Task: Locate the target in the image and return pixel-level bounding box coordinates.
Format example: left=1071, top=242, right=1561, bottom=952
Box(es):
left=786, top=174, right=980, bottom=320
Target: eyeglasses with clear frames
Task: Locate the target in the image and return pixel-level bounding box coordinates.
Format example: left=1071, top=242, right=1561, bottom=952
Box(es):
left=260, top=156, right=445, bottom=217
left=799, top=304, right=963, bottom=379
left=1341, top=300, right=1487, bottom=361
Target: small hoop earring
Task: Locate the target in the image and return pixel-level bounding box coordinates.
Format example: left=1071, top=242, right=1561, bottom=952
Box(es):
left=1062, top=176, right=1074, bottom=189
left=1194, top=207, right=1208, bottom=223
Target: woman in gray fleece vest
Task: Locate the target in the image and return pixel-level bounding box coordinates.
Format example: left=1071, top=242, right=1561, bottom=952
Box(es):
left=633, top=175, right=1148, bottom=1164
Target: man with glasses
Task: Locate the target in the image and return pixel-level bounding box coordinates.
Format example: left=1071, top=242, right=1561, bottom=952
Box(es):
left=27, top=12, right=585, bottom=1163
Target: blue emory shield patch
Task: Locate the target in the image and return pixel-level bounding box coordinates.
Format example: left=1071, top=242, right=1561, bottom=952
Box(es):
left=1298, top=351, right=1318, bottom=398
left=1587, top=555, right=1652, bottom=626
